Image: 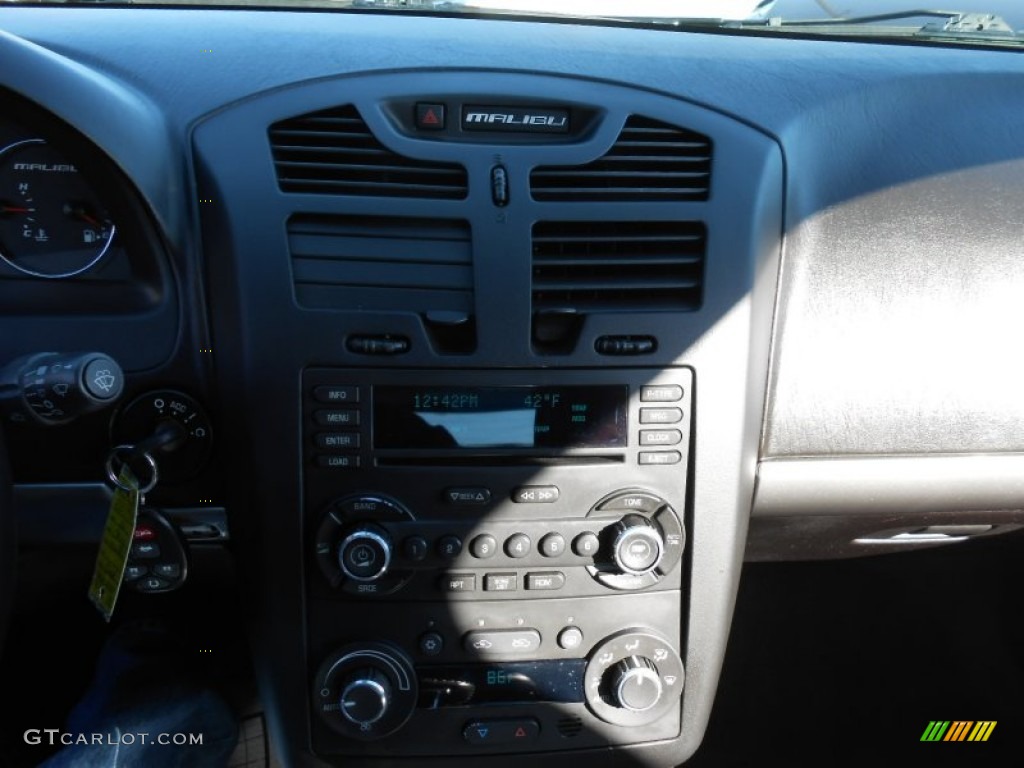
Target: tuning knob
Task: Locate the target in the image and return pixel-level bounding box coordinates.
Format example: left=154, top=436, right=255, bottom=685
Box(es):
left=337, top=526, right=392, bottom=582
left=610, top=514, right=664, bottom=576
left=340, top=668, right=392, bottom=726
left=610, top=656, right=663, bottom=713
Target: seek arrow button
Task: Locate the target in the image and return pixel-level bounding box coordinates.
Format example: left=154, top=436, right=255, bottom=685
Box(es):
left=444, top=487, right=492, bottom=506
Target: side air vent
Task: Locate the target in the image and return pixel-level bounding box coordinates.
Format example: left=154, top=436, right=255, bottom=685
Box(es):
left=532, top=220, right=705, bottom=313
left=530, top=115, right=712, bottom=202
left=269, top=106, right=467, bottom=199
left=288, top=215, right=473, bottom=315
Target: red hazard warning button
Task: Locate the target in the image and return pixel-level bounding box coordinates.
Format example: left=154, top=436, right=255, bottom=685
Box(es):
left=415, top=102, right=446, bottom=130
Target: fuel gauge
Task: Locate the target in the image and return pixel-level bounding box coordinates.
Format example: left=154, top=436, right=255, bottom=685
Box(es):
left=0, top=138, right=116, bottom=279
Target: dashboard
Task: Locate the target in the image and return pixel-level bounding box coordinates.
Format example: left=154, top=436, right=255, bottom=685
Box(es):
left=1, top=7, right=1023, bottom=767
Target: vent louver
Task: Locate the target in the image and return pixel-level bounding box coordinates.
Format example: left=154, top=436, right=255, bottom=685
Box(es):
left=530, top=115, right=712, bottom=202
left=532, top=221, right=705, bottom=313
left=269, top=106, right=467, bottom=199
left=288, top=215, right=473, bottom=314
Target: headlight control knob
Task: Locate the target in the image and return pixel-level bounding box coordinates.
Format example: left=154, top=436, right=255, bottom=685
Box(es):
left=611, top=514, right=664, bottom=576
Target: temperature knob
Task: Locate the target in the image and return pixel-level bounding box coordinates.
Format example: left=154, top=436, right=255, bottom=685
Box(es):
left=610, top=656, right=663, bottom=713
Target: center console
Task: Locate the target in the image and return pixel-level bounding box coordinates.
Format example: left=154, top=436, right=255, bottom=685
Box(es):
left=304, top=367, right=692, bottom=757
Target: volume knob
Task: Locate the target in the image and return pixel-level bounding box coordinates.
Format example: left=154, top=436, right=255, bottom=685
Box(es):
left=610, top=656, right=663, bottom=713
left=338, top=526, right=392, bottom=582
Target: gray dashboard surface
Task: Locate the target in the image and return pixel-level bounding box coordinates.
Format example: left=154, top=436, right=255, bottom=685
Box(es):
left=4, top=12, right=1024, bottom=462
left=3, top=8, right=1024, bottom=765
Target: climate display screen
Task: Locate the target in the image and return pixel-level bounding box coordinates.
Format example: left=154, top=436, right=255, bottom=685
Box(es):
left=373, top=385, right=627, bottom=450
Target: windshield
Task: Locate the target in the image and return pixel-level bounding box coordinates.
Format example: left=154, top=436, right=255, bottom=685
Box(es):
left=4, top=0, right=1023, bottom=48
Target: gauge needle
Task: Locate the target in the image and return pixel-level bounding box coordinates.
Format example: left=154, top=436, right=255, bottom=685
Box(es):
left=64, top=203, right=100, bottom=226
left=1, top=205, right=34, bottom=215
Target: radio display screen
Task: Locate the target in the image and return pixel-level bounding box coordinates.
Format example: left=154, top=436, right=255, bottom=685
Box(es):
left=373, top=385, right=628, bottom=450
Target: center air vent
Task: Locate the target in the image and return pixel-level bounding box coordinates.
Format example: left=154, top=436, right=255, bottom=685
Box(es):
left=269, top=106, right=467, bottom=199
left=532, top=220, right=705, bottom=313
left=288, top=215, right=473, bottom=315
left=530, top=115, right=712, bottom=202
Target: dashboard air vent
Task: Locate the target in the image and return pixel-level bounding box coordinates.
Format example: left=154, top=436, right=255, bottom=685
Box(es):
left=530, top=115, right=711, bottom=202
left=532, top=221, right=705, bottom=312
left=288, top=215, right=473, bottom=314
left=269, top=106, right=467, bottom=199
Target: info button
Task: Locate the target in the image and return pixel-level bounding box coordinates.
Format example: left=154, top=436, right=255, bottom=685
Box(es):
left=511, top=486, right=559, bottom=504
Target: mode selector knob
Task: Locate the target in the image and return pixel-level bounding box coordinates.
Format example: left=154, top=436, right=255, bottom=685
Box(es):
left=611, top=514, right=664, bottom=576
left=340, top=668, right=391, bottom=726
left=338, top=526, right=392, bottom=582
left=611, top=656, right=663, bottom=713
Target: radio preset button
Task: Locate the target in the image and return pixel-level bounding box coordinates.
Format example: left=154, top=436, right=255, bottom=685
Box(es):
left=639, top=407, right=682, bottom=425
left=640, top=385, right=683, bottom=402
left=402, top=536, right=428, bottom=562
left=316, top=432, right=360, bottom=449
left=639, top=429, right=682, bottom=447
left=504, top=533, right=531, bottom=558
left=463, top=629, right=541, bottom=655
left=469, top=534, right=497, bottom=559
left=484, top=572, right=517, bottom=592
left=511, top=486, right=559, bottom=504
left=440, top=573, right=476, bottom=592
left=539, top=533, right=566, bottom=558
left=525, top=572, right=565, bottom=591
left=445, top=487, right=492, bottom=505
left=572, top=532, right=600, bottom=558
left=639, top=451, right=682, bottom=466
left=317, top=455, right=360, bottom=469
left=315, top=409, right=360, bottom=427
left=314, top=385, right=359, bottom=404
left=437, top=535, right=463, bottom=559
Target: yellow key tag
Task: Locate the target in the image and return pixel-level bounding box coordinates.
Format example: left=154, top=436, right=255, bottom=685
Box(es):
left=88, top=465, right=140, bottom=622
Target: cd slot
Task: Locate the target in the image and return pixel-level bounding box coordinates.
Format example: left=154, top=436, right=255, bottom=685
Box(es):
left=376, top=454, right=625, bottom=468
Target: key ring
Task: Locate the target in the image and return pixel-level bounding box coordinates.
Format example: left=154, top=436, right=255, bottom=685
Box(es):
left=105, top=444, right=159, bottom=495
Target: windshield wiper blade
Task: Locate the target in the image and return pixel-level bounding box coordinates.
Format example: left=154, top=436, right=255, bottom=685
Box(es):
left=759, top=9, right=1018, bottom=40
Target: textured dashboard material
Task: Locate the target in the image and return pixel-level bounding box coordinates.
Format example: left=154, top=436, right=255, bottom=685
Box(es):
left=765, top=158, right=1024, bottom=457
